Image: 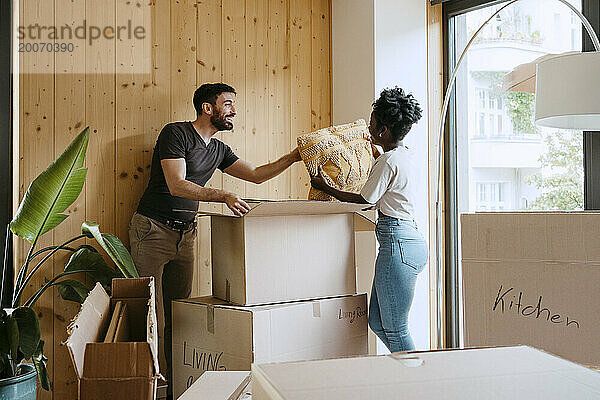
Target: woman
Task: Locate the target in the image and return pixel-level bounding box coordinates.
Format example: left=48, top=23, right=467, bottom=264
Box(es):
left=311, top=87, right=428, bottom=352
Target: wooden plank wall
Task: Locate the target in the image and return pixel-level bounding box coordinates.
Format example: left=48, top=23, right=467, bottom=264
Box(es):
left=17, top=0, right=331, bottom=398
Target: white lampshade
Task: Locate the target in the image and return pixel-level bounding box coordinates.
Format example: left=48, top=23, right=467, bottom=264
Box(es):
left=535, top=51, right=600, bottom=130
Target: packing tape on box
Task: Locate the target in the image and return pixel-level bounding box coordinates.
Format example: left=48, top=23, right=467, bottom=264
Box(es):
left=207, top=305, right=215, bottom=334
left=312, top=302, right=321, bottom=318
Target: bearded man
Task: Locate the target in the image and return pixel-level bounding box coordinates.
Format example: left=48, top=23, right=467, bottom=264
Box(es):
left=129, top=83, right=301, bottom=398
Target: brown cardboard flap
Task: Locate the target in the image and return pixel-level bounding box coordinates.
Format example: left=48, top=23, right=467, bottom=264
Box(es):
left=80, top=377, right=156, bottom=400
left=112, top=277, right=152, bottom=298
left=110, top=298, right=150, bottom=342
left=66, top=283, right=111, bottom=378
left=82, top=342, right=155, bottom=378
left=114, top=303, right=130, bottom=342
left=104, top=301, right=125, bottom=343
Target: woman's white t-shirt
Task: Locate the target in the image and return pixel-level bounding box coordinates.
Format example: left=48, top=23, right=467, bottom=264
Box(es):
left=360, top=144, right=414, bottom=220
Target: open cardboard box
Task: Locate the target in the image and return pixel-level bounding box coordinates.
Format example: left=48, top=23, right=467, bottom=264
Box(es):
left=251, top=346, right=600, bottom=399
left=461, top=212, right=600, bottom=369
left=185, top=199, right=375, bottom=305
left=66, top=277, right=160, bottom=400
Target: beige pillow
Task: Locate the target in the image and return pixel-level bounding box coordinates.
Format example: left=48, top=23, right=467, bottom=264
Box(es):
left=297, top=119, right=374, bottom=201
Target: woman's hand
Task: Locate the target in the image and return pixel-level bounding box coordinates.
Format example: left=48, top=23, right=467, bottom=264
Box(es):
left=310, top=166, right=332, bottom=192
left=368, top=137, right=381, bottom=159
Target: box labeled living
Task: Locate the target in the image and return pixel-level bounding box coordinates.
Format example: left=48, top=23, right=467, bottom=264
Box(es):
left=461, top=212, right=600, bottom=368
left=66, top=278, right=160, bottom=400
left=172, top=293, right=368, bottom=398
left=203, top=200, right=373, bottom=305
left=251, top=346, right=600, bottom=399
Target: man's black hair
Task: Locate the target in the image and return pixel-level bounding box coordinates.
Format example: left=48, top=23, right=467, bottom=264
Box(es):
left=193, top=83, right=236, bottom=115
left=372, top=86, right=422, bottom=142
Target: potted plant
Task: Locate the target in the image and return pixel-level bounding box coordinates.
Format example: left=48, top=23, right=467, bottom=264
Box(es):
left=0, top=127, right=139, bottom=398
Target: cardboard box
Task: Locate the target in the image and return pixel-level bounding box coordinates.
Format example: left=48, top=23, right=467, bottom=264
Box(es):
left=178, top=371, right=250, bottom=400
left=251, top=346, right=600, bottom=399
left=203, top=200, right=373, bottom=305
left=66, top=278, right=160, bottom=400
left=461, top=212, right=600, bottom=368
left=172, top=293, right=368, bottom=398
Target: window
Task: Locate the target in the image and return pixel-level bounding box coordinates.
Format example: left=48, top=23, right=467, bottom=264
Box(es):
left=453, top=1, right=583, bottom=214
left=441, top=0, right=599, bottom=349
left=0, top=1, right=11, bottom=307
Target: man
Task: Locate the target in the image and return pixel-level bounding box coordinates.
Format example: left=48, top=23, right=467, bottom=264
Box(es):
left=128, top=83, right=301, bottom=397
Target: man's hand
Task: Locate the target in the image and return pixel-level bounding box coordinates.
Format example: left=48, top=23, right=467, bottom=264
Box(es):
left=310, top=167, right=333, bottom=193
left=224, top=193, right=251, bottom=216
left=289, top=147, right=302, bottom=163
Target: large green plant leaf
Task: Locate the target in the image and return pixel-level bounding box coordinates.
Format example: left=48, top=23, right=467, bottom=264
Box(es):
left=10, top=127, right=89, bottom=243
left=64, top=247, right=120, bottom=288
left=54, top=279, right=90, bottom=304
left=12, top=307, right=40, bottom=360
left=82, top=222, right=139, bottom=278
left=32, top=340, right=50, bottom=391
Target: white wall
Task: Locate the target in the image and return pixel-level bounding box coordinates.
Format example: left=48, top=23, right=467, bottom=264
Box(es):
left=333, top=0, right=430, bottom=353
left=332, top=0, right=378, bottom=354
left=331, top=0, right=375, bottom=125
left=374, top=0, right=429, bottom=352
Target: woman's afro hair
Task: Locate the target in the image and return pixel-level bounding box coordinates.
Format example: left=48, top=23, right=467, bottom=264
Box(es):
left=372, top=87, right=422, bottom=142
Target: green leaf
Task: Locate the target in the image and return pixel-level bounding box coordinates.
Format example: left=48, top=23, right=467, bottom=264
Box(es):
left=55, top=279, right=90, bottom=303
left=64, top=247, right=120, bottom=288
left=10, top=127, right=89, bottom=243
left=24, top=269, right=93, bottom=308
left=32, top=340, right=50, bottom=391
left=6, top=316, right=19, bottom=361
left=12, top=307, right=40, bottom=360
left=82, top=222, right=139, bottom=278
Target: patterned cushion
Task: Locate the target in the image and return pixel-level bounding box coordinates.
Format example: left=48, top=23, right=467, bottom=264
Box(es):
left=297, top=119, right=374, bottom=201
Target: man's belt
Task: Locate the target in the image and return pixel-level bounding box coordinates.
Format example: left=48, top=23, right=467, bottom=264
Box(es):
left=147, top=214, right=196, bottom=231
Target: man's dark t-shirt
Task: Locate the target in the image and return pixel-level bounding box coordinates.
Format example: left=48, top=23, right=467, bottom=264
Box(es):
left=137, top=122, right=238, bottom=222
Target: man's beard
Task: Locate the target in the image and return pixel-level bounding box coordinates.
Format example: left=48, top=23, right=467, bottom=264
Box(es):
left=211, top=112, right=234, bottom=131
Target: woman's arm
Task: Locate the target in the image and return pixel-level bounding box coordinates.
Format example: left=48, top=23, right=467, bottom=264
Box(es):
left=310, top=168, right=369, bottom=204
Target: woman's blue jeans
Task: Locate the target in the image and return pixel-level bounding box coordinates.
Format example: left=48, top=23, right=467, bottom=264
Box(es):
left=368, top=215, right=429, bottom=352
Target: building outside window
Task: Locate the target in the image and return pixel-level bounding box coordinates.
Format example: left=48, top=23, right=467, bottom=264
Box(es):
left=454, top=0, right=583, bottom=214
left=475, top=182, right=506, bottom=210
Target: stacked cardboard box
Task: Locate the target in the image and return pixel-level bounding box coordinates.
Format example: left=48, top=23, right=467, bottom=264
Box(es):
left=172, top=200, right=373, bottom=398
left=461, top=212, right=600, bottom=369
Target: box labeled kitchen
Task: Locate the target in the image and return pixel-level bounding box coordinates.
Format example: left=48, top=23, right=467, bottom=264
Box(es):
left=461, top=212, right=600, bottom=368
